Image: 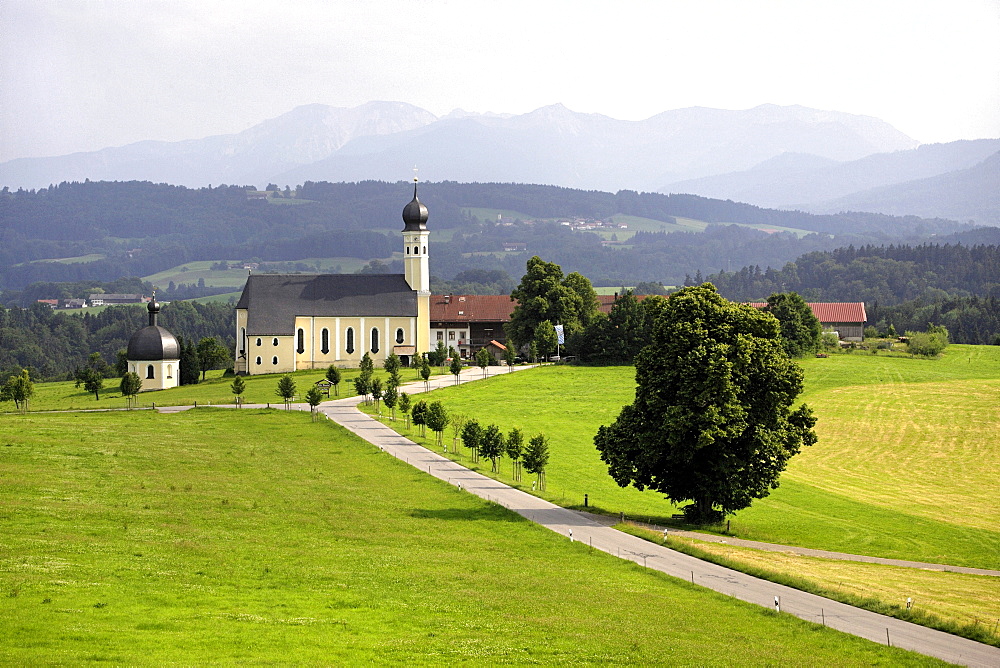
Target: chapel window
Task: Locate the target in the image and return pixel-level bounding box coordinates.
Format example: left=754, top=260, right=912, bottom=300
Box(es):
left=272, top=356, right=278, bottom=365
left=321, top=328, right=330, bottom=354
left=256, top=338, right=262, bottom=347
left=371, top=328, right=380, bottom=354
left=146, top=364, right=155, bottom=379
left=396, top=328, right=404, bottom=344
left=297, top=328, right=305, bottom=354
left=272, top=337, right=279, bottom=347
left=255, top=356, right=262, bottom=366
left=346, top=327, right=355, bottom=354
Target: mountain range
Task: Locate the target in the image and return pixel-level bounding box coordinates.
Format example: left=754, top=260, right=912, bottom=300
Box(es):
left=2, top=101, right=996, bottom=224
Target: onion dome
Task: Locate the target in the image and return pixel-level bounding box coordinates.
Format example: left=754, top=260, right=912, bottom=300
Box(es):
left=401, top=179, right=428, bottom=231
left=127, top=300, right=179, bottom=360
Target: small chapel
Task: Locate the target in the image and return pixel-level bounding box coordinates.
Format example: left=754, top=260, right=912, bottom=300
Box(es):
left=233, top=179, right=431, bottom=374
left=126, top=296, right=180, bottom=391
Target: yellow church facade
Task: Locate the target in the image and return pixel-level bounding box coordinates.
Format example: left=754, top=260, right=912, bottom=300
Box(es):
left=234, top=182, right=431, bottom=374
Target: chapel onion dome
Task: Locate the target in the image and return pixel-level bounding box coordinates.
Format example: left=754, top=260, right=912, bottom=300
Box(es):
left=401, top=179, right=428, bottom=232
left=127, top=299, right=180, bottom=360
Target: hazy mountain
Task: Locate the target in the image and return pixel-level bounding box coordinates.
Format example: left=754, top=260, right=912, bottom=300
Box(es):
left=662, top=139, right=1000, bottom=214
left=0, top=103, right=916, bottom=192
left=0, top=102, right=438, bottom=189
left=810, top=150, right=1000, bottom=225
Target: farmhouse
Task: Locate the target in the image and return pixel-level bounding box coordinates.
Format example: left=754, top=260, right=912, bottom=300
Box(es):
left=746, top=301, right=867, bottom=340
left=233, top=180, right=431, bottom=374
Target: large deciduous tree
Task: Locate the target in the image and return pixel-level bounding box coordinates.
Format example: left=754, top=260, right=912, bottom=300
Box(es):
left=594, top=283, right=817, bottom=523
left=196, top=337, right=231, bottom=380
left=765, top=292, right=822, bottom=357
left=506, top=256, right=599, bottom=352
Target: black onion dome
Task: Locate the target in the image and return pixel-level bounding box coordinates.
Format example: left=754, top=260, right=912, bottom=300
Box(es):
left=401, top=181, right=428, bottom=232
left=127, top=299, right=179, bottom=360
left=127, top=326, right=180, bottom=360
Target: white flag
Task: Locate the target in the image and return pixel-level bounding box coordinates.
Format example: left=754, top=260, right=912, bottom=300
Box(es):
left=554, top=324, right=565, bottom=344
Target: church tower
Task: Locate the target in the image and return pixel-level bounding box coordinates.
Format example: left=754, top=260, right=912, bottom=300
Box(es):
left=402, top=176, right=431, bottom=354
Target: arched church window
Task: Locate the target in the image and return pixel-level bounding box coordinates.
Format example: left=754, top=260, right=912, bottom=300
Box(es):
left=414, top=246, right=419, bottom=255
left=345, top=328, right=355, bottom=354
left=423, top=246, right=426, bottom=254
left=272, top=338, right=279, bottom=347
left=272, top=356, right=278, bottom=365
left=371, top=327, right=380, bottom=354
left=321, top=328, right=330, bottom=354
left=166, top=364, right=173, bottom=379
left=256, top=338, right=262, bottom=347
left=240, top=328, right=246, bottom=355
left=255, top=356, right=262, bottom=366
left=146, top=365, right=155, bottom=379
left=406, top=247, right=410, bottom=255
left=297, top=328, right=305, bottom=354
left=396, top=328, right=404, bottom=344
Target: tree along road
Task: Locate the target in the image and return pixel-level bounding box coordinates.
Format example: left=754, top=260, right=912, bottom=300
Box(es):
left=312, top=364, right=1000, bottom=668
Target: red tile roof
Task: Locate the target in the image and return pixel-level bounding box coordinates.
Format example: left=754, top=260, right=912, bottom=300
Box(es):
left=431, top=295, right=516, bottom=323
left=747, top=302, right=867, bottom=324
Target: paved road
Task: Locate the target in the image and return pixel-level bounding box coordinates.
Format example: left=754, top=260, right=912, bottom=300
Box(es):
left=310, top=365, right=1000, bottom=668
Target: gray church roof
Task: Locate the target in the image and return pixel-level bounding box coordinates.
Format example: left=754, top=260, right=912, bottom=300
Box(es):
left=236, top=274, right=417, bottom=335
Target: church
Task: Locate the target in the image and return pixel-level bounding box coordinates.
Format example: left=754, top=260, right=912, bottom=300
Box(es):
left=233, top=180, right=431, bottom=374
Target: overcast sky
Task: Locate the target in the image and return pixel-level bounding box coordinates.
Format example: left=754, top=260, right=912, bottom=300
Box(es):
left=2, top=0, right=998, bottom=162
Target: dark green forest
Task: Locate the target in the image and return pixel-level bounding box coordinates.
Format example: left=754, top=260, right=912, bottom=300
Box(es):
left=0, top=301, right=233, bottom=381
left=1, top=180, right=973, bottom=292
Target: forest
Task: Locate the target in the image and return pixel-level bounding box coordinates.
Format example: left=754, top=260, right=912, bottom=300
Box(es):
left=1, top=180, right=974, bottom=291
left=0, top=300, right=233, bottom=381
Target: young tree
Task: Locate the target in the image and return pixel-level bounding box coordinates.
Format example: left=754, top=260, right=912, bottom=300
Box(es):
left=411, top=399, right=428, bottom=437
left=523, top=433, right=550, bottom=491
left=425, top=401, right=450, bottom=449
left=433, top=339, right=448, bottom=367
left=504, top=344, right=516, bottom=372
left=461, top=419, right=483, bottom=463
left=398, top=392, right=412, bottom=429
left=325, top=365, right=342, bottom=396
left=231, top=375, right=246, bottom=407
left=196, top=337, right=231, bottom=380
left=360, top=352, right=375, bottom=376
left=534, top=321, right=558, bottom=361
left=475, top=346, right=492, bottom=377
left=382, top=379, right=398, bottom=421
left=506, top=427, right=524, bottom=481
left=114, top=349, right=129, bottom=377
left=305, top=385, right=324, bottom=420
left=450, top=413, right=468, bottom=451
left=119, top=371, right=142, bottom=409
left=594, top=284, right=817, bottom=523
left=383, top=352, right=402, bottom=384
left=1, top=369, right=34, bottom=413
left=353, top=373, right=370, bottom=405
left=765, top=292, right=823, bottom=357
left=480, top=424, right=505, bottom=473
left=370, top=377, right=383, bottom=414
left=419, top=356, right=431, bottom=392
left=276, top=374, right=296, bottom=409
left=83, top=368, right=104, bottom=400
left=449, top=355, right=463, bottom=384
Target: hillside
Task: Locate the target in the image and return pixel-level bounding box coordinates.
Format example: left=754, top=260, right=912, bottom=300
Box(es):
left=0, top=103, right=917, bottom=192
left=0, top=180, right=971, bottom=296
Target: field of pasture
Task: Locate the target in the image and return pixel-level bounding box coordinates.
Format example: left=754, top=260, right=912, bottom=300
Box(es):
left=387, top=346, right=1000, bottom=571
left=0, top=409, right=935, bottom=665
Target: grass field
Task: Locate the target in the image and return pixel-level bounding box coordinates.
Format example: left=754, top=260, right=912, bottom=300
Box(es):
left=372, top=347, right=1000, bottom=570
left=142, top=257, right=386, bottom=290
left=0, top=409, right=942, bottom=665
left=627, top=527, right=1000, bottom=646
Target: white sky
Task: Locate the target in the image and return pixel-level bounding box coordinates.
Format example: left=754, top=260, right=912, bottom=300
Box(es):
left=2, top=0, right=998, bottom=162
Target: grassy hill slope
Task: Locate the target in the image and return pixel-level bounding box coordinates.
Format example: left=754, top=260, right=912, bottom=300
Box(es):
left=0, top=409, right=935, bottom=665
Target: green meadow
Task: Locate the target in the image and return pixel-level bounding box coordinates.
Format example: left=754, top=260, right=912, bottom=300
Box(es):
left=380, top=346, right=1000, bottom=571
left=0, top=410, right=940, bottom=665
